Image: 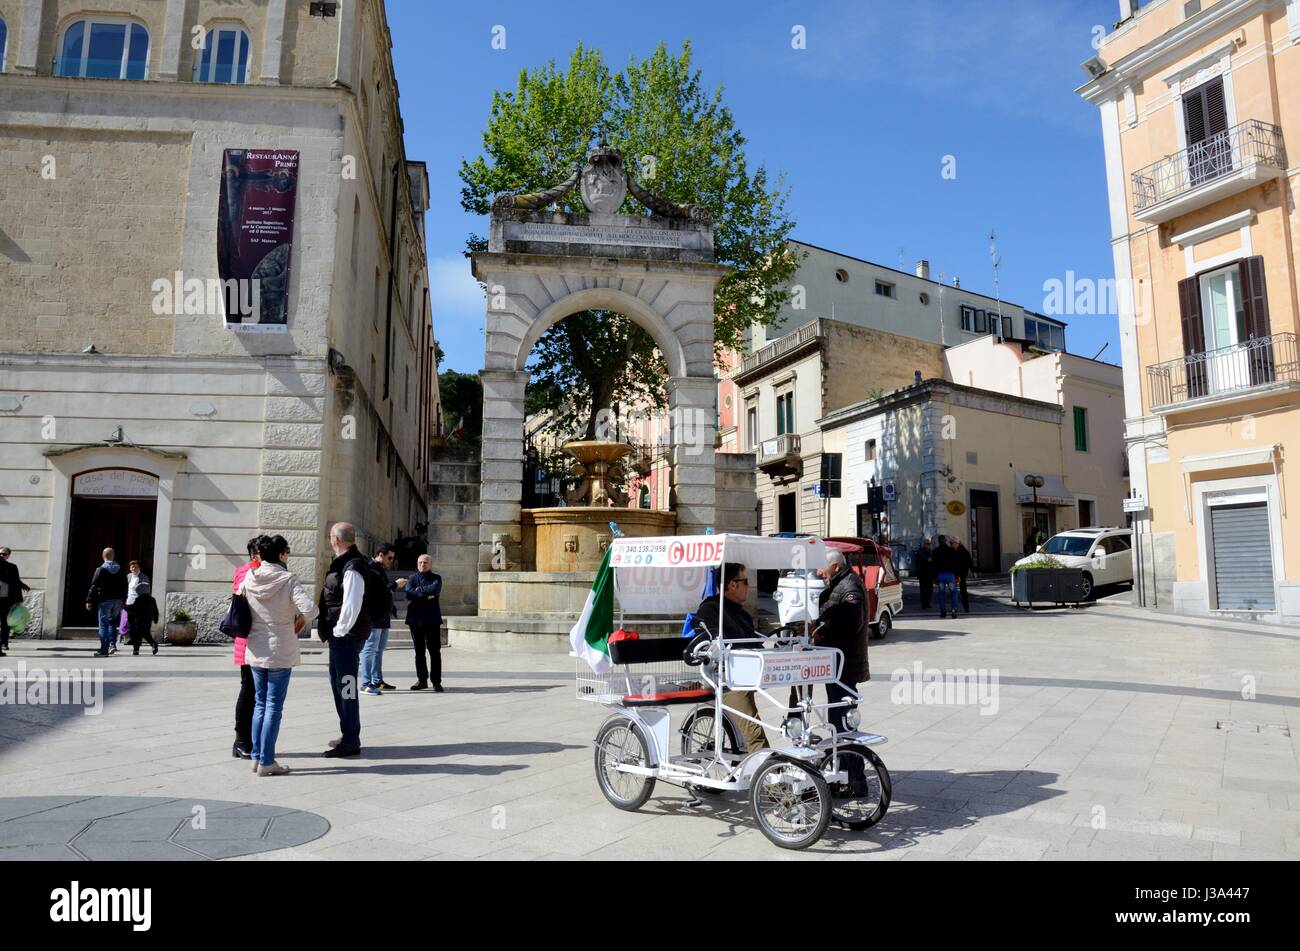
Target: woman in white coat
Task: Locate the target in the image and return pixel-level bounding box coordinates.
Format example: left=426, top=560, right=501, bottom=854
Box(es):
left=239, top=534, right=318, bottom=776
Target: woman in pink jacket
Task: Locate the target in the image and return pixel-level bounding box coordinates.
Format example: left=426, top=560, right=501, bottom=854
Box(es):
left=231, top=537, right=262, bottom=760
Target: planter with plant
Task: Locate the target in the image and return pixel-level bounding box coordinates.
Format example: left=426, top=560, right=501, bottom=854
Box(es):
left=1010, top=555, right=1088, bottom=606
left=166, top=610, right=197, bottom=646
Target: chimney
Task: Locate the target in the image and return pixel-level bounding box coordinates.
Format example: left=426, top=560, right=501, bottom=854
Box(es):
left=915, top=260, right=930, bottom=281
left=913, top=370, right=922, bottom=386
left=952, top=276, right=960, bottom=288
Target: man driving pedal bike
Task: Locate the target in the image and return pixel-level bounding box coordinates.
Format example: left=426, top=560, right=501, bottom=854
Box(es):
left=691, top=562, right=769, bottom=751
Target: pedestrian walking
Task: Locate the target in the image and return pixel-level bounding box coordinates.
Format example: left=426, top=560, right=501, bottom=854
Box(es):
left=0, top=546, right=32, bottom=656
left=239, top=534, right=318, bottom=776
left=230, top=537, right=262, bottom=760
left=951, top=536, right=974, bottom=613
left=931, top=536, right=960, bottom=619
left=126, top=580, right=160, bottom=655
left=359, top=543, right=401, bottom=695
left=317, top=522, right=371, bottom=758
left=86, top=549, right=129, bottom=657
left=814, top=548, right=870, bottom=732
left=405, top=554, right=443, bottom=691
left=121, top=559, right=149, bottom=648
left=915, top=537, right=933, bottom=610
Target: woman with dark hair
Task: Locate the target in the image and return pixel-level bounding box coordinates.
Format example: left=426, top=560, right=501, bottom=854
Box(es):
left=239, top=534, right=317, bottom=777
left=231, top=536, right=263, bottom=759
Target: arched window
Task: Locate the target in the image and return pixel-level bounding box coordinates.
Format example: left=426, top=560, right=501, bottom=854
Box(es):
left=56, top=17, right=149, bottom=79
left=193, top=24, right=250, bottom=84
left=0, top=19, right=8, bottom=73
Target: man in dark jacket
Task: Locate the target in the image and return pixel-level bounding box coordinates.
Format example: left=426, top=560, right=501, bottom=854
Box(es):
left=405, top=554, right=443, bottom=691
left=0, top=547, right=32, bottom=656
left=951, top=536, right=974, bottom=612
left=816, top=549, right=869, bottom=731
left=692, top=563, right=767, bottom=751
left=317, top=523, right=369, bottom=757
left=86, top=548, right=129, bottom=657
left=360, top=542, right=399, bottom=695
left=914, top=537, right=933, bottom=610
left=930, top=535, right=960, bottom=618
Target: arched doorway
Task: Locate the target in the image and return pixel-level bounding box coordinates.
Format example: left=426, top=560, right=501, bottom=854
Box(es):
left=62, top=469, right=159, bottom=627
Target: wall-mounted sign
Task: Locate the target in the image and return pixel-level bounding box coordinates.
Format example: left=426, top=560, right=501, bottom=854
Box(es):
left=946, top=500, right=967, bottom=516
left=883, top=481, right=897, bottom=502
left=218, top=149, right=299, bottom=334
left=73, top=470, right=159, bottom=498
left=1122, top=496, right=1148, bottom=513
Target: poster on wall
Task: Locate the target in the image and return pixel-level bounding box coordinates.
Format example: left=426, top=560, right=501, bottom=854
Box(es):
left=217, top=149, right=299, bottom=333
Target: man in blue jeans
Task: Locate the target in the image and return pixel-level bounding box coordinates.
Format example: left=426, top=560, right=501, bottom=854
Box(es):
left=360, top=543, right=404, bottom=695
left=85, top=548, right=129, bottom=657
left=930, top=535, right=960, bottom=619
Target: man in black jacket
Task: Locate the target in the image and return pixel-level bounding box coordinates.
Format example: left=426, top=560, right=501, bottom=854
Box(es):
left=0, top=547, right=32, bottom=655
left=86, top=548, right=129, bottom=657
left=951, top=536, right=974, bottom=613
left=816, top=549, right=869, bottom=732
left=317, top=523, right=369, bottom=757
left=405, top=554, right=443, bottom=691
left=693, top=563, right=767, bottom=751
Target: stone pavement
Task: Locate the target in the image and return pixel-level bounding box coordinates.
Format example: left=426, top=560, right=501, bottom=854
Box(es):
left=1, top=594, right=1298, bottom=861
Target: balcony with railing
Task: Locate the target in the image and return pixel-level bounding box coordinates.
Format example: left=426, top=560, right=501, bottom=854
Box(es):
left=757, top=433, right=802, bottom=479
left=740, top=319, right=825, bottom=378
left=1148, top=333, right=1300, bottom=412
left=1131, top=120, right=1285, bottom=224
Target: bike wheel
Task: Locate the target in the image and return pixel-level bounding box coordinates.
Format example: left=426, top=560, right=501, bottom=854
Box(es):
left=594, top=716, right=655, bottom=811
left=748, top=758, right=832, bottom=850
left=817, top=743, right=891, bottom=830
left=680, top=707, right=741, bottom=756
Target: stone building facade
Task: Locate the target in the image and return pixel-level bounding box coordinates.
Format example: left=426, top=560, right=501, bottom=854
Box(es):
left=0, top=0, right=440, bottom=637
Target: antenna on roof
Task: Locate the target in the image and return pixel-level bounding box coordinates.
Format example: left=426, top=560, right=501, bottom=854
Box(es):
left=989, top=229, right=1006, bottom=337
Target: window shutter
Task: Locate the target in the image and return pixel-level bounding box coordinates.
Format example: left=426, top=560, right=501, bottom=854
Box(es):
left=1178, top=275, right=1208, bottom=399
left=1204, top=79, right=1228, bottom=138
left=1182, top=86, right=1207, bottom=146
left=1239, top=256, right=1274, bottom=385
left=1239, top=256, right=1270, bottom=339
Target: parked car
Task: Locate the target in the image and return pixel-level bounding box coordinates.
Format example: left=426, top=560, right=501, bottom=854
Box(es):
left=773, top=539, right=903, bottom=639
left=1011, top=527, right=1133, bottom=599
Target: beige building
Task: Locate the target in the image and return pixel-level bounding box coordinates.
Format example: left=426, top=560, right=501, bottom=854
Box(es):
left=1078, top=0, right=1300, bottom=621
left=0, top=0, right=440, bottom=637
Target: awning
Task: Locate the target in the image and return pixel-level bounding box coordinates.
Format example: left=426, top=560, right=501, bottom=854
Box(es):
left=1180, top=445, right=1277, bottom=473
left=1014, top=472, right=1075, bottom=506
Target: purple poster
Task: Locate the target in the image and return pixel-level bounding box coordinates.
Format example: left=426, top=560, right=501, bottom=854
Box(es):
left=217, top=149, right=299, bottom=333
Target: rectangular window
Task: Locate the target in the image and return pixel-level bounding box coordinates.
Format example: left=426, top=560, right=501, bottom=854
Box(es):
left=865, top=438, right=877, bottom=461
left=875, top=280, right=896, bottom=299
left=960, top=305, right=976, bottom=332
left=775, top=393, right=794, bottom=436
left=974, top=310, right=988, bottom=333
left=746, top=405, right=758, bottom=450
left=1002, top=316, right=1013, bottom=339
left=1073, top=406, right=1089, bottom=452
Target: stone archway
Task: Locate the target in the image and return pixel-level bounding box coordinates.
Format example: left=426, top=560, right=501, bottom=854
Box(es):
left=470, top=144, right=729, bottom=570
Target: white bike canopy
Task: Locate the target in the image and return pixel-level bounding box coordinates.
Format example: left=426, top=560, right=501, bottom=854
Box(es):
left=610, top=533, right=828, bottom=617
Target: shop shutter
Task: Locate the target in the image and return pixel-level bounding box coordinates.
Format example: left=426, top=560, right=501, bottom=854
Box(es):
left=1177, top=275, right=1208, bottom=399
left=1210, top=503, right=1275, bottom=611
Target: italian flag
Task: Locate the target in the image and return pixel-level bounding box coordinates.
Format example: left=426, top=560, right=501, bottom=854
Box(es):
left=570, top=546, right=614, bottom=673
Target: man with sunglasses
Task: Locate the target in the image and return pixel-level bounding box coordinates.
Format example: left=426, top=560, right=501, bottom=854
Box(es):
left=692, top=562, right=768, bottom=751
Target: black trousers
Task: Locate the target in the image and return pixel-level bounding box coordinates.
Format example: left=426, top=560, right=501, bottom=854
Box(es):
left=0, top=600, right=10, bottom=650
left=328, top=635, right=362, bottom=748
left=412, top=623, right=442, bottom=687
left=959, top=575, right=970, bottom=612
left=825, top=681, right=856, bottom=733
left=235, top=663, right=255, bottom=746
left=918, top=573, right=933, bottom=609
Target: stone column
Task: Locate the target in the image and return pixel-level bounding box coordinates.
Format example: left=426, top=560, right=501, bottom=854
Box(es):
left=157, top=0, right=187, bottom=82
left=333, top=0, right=358, bottom=87
left=15, top=0, right=44, bottom=75
left=668, top=376, right=717, bottom=535
left=259, top=0, right=288, bottom=85
left=477, top=368, right=528, bottom=570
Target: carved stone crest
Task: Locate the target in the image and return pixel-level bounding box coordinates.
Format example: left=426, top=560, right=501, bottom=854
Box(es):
left=579, top=144, right=627, bottom=214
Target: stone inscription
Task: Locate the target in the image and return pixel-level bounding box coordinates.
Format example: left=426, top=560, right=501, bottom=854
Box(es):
left=511, top=222, right=692, bottom=249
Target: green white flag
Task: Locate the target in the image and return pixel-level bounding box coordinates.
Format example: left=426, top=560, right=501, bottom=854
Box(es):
left=570, top=546, right=614, bottom=673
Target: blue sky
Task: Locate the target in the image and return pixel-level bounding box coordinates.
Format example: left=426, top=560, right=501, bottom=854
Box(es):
left=388, top=0, right=1124, bottom=373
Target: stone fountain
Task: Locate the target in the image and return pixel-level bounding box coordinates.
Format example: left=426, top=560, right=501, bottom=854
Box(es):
left=525, top=440, right=676, bottom=573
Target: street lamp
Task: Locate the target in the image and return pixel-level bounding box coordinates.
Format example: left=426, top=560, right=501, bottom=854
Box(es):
left=1023, top=473, right=1045, bottom=549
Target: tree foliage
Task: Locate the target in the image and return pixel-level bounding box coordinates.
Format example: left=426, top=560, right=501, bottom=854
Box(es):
left=460, top=42, right=799, bottom=438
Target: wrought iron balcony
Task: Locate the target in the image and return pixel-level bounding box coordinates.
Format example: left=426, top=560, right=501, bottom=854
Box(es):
left=1131, top=120, right=1285, bottom=223
left=758, top=433, right=802, bottom=479
left=1148, top=332, right=1299, bottom=411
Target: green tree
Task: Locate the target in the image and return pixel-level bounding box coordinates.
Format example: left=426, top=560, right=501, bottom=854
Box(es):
left=460, top=42, right=798, bottom=438
left=438, top=370, right=483, bottom=444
